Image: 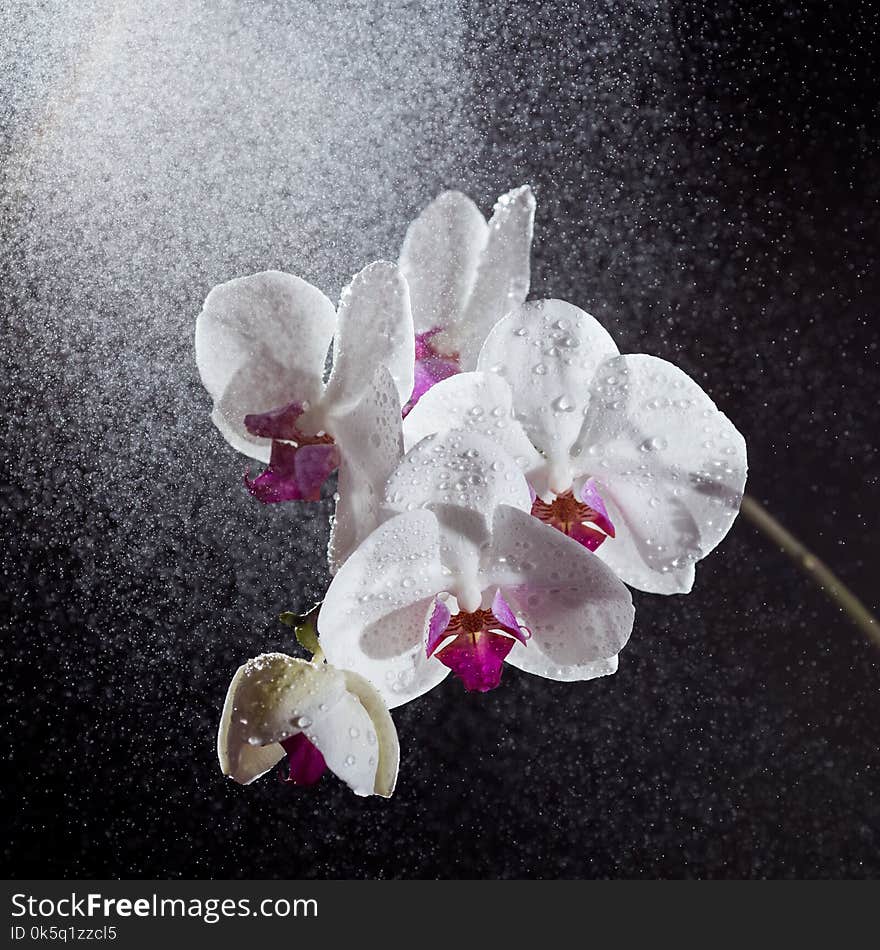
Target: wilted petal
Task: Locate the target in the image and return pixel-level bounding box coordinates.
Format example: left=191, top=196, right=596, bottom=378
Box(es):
left=323, top=261, right=415, bottom=411
left=483, top=506, right=634, bottom=680
left=217, top=653, right=395, bottom=797
left=342, top=671, right=401, bottom=798
left=217, top=653, right=347, bottom=785
left=399, top=191, right=488, bottom=340
left=319, top=510, right=450, bottom=708
left=455, top=185, right=536, bottom=370
left=196, top=271, right=337, bottom=462
left=577, top=353, right=747, bottom=594
left=304, top=690, right=384, bottom=797
left=478, top=300, right=619, bottom=493
left=402, top=372, right=544, bottom=486
left=328, top=366, right=404, bottom=572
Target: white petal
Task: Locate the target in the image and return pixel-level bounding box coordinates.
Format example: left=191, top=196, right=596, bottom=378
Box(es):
left=482, top=506, right=634, bottom=679
left=455, top=185, right=536, bottom=370
left=506, top=645, right=619, bottom=683
left=327, top=366, right=404, bottom=573
left=342, top=671, right=401, bottom=797
left=323, top=261, right=415, bottom=411
left=306, top=690, right=380, bottom=797
left=478, top=299, right=619, bottom=492
left=402, top=371, right=544, bottom=483
left=217, top=653, right=398, bottom=797
left=217, top=653, right=347, bottom=784
left=195, top=271, right=337, bottom=462
left=399, top=190, right=488, bottom=340
left=318, top=510, right=449, bottom=708
left=577, top=354, right=747, bottom=594
left=385, top=428, right=532, bottom=539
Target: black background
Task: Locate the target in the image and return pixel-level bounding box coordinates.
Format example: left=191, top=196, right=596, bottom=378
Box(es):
left=3, top=1, right=879, bottom=878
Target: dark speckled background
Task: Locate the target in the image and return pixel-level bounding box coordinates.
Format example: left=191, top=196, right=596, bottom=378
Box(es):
left=3, top=1, right=878, bottom=877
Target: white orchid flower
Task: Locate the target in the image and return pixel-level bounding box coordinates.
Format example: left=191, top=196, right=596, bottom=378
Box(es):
left=317, top=429, right=634, bottom=708
left=399, top=185, right=535, bottom=411
left=404, top=299, right=748, bottom=595
left=218, top=652, right=399, bottom=798
left=195, top=263, right=411, bottom=567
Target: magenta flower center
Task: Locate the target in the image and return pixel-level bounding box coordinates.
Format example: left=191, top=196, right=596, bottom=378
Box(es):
left=427, top=591, right=529, bottom=693
left=242, top=401, right=340, bottom=504
left=531, top=479, right=616, bottom=552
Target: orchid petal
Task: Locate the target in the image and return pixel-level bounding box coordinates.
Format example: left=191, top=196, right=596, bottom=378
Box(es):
left=491, top=589, right=529, bottom=644
left=319, top=510, right=450, bottom=708
left=217, top=653, right=347, bottom=784
left=342, top=671, right=401, bottom=797
left=327, top=366, right=404, bottom=572
left=426, top=599, right=452, bottom=656
left=577, top=353, right=747, bottom=594
left=483, top=506, right=634, bottom=680
left=478, top=299, right=619, bottom=493
left=217, top=653, right=395, bottom=797
left=578, top=477, right=616, bottom=537
left=303, top=689, right=383, bottom=797
left=196, top=272, right=336, bottom=462
left=385, top=429, right=533, bottom=540
left=323, top=261, right=415, bottom=411
left=402, top=372, right=544, bottom=485
left=455, top=185, right=536, bottom=370
left=399, top=190, right=488, bottom=340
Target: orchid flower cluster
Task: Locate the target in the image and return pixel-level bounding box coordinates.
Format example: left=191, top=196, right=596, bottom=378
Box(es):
left=198, top=186, right=747, bottom=799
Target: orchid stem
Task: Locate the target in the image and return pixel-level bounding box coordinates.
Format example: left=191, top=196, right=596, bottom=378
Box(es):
left=740, top=493, right=880, bottom=649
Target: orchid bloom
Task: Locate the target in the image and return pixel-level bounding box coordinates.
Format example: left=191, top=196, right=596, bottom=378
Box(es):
left=403, top=299, right=748, bottom=595
left=195, top=263, right=412, bottom=567
left=399, top=185, right=536, bottom=411
left=218, top=652, right=399, bottom=798
left=317, top=430, right=634, bottom=707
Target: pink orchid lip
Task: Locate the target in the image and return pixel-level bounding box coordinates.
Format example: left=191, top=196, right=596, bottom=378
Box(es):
left=427, top=591, right=529, bottom=692
left=279, top=732, right=327, bottom=787
left=531, top=478, right=615, bottom=551
left=243, top=401, right=339, bottom=504
left=403, top=327, right=460, bottom=416
left=244, top=401, right=307, bottom=441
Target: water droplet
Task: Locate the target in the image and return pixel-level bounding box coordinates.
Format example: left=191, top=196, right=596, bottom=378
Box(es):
left=552, top=394, right=576, bottom=412
left=639, top=436, right=668, bottom=452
